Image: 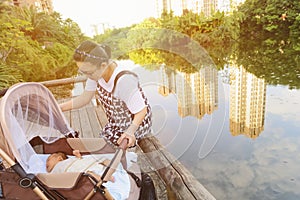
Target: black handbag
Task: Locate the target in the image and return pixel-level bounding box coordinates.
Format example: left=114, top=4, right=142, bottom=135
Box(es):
left=139, top=172, right=157, bottom=200
left=127, top=171, right=157, bottom=200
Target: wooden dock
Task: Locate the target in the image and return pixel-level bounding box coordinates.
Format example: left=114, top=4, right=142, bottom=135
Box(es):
left=46, top=77, right=216, bottom=200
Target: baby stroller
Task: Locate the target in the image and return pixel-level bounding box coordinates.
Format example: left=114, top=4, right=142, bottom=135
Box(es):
left=0, top=82, right=143, bottom=200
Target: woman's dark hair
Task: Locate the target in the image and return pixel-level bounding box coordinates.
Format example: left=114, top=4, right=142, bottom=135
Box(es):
left=73, top=40, right=111, bottom=66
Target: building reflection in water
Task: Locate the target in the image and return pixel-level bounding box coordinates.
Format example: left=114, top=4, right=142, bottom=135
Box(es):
left=229, top=63, right=266, bottom=138
left=155, top=62, right=267, bottom=139
left=158, top=65, right=218, bottom=119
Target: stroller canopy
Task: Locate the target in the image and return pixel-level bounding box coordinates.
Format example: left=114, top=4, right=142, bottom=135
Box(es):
left=0, top=82, right=74, bottom=172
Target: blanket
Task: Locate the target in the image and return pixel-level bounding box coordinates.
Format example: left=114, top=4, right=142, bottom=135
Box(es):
left=51, top=155, right=108, bottom=174
left=28, top=153, right=138, bottom=200
left=51, top=154, right=130, bottom=199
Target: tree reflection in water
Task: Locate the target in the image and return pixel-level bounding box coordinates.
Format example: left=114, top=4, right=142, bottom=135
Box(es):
left=127, top=35, right=300, bottom=199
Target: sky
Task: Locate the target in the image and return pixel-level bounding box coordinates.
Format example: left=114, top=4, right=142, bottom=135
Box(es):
left=52, top=0, right=157, bottom=37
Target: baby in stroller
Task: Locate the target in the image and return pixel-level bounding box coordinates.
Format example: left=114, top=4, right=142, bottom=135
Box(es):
left=46, top=150, right=131, bottom=200
left=46, top=150, right=115, bottom=181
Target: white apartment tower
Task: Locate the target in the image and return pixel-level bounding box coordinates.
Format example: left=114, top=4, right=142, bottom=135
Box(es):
left=229, top=64, right=266, bottom=138
left=159, top=65, right=218, bottom=119
left=10, top=0, right=53, bottom=13
left=156, top=0, right=245, bottom=17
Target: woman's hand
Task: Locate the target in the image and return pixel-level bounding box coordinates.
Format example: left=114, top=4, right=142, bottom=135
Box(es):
left=117, top=132, right=136, bottom=148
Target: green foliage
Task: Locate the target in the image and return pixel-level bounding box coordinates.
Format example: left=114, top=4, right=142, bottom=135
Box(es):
left=94, top=26, right=132, bottom=59
left=235, top=0, right=300, bottom=88
left=0, top=63, right=23, bottom=90
left=88, top=0, right=299, bottom=88
left=238, top=0, right=300, bottom=43
left=95, top=10, right=235, bottom=72
left=0, top=4, right=85, bottom=88
left=236, top=36, right=300, bottom=89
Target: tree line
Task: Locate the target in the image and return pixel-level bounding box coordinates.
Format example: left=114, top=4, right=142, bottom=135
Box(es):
left=237, top=0, right=300, bottom=89
left=1, top=0, right=299, bottom=90
left=0, top=3, right=86, bottom=90
left=95, top=0, right=299, bottom=88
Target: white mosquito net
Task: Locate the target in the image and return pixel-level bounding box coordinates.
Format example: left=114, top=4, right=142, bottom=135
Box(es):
left=0, top=82, right=76, bottom=173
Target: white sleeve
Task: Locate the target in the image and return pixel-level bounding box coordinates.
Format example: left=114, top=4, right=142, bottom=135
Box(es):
left=115, top=75, right=146, bottom=114
left=85, top=78, right=97, bottom=91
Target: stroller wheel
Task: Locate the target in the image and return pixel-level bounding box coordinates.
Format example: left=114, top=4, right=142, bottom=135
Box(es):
left=19, top=177, right=33, bottom=188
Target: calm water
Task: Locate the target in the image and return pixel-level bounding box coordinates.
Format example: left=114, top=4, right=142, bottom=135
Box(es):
left=123, top=60, right=300, bottom=200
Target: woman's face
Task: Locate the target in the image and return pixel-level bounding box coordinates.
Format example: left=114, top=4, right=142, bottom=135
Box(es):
left=77, top=61, right=107, bottom=81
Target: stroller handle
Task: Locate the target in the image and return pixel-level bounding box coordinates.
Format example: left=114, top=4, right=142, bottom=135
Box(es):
left=84, top=138, right=128, bottom=200
left=0, top=149, right=15, bottom=166
left=119, top=138, right=129, bottom=150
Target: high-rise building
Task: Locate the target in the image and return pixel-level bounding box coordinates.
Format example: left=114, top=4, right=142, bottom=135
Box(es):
left=229, top=63, right=266, bottom=139
left=156, top=0, right=245, bottom=17
left=218, top=0, right=245, bottom=13
left=156, top=0, right=185, bottom=16
left=9, top=0, right=53, bottom=13
left=202, top=0, right=218, bottom=17
left=156, top=0, right=218, bottom=17
left=158, top=65, right=218, bottom=119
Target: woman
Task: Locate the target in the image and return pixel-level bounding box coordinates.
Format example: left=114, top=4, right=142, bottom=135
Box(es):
left=60, top=40, right=152, bottom=148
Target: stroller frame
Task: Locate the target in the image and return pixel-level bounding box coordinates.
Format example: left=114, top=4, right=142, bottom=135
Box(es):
left=0, top=137, right=130, bottom=200
left=0, top=82, right=140, bottom=200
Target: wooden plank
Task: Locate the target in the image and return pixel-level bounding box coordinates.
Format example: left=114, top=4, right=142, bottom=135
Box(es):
left=139, top=135, right=216, bottom=200
left=94, top=104, right=108, bottom=129
left=61, top=101, right=101, bottom=138
left=63, top=110, right=71, bottom=124
left=40, top=76, right=87, bottom=87
left=136, top=146, right=168, bottom=200
left=78, top=107, right=93, bottom=138
left=70, top=110, right=82, bottom=136
left=0, top=76, right=86, bottom=97
left=85, top=105, right=102, bottom=138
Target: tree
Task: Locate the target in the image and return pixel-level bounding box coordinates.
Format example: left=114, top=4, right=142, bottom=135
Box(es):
left=0, top=3, right=84, bottom=86
left=238, top=0, right=300, bottom=45
left=234, top=0, right=300, bottom=89
left=0, top=63, right=23, bottom=90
